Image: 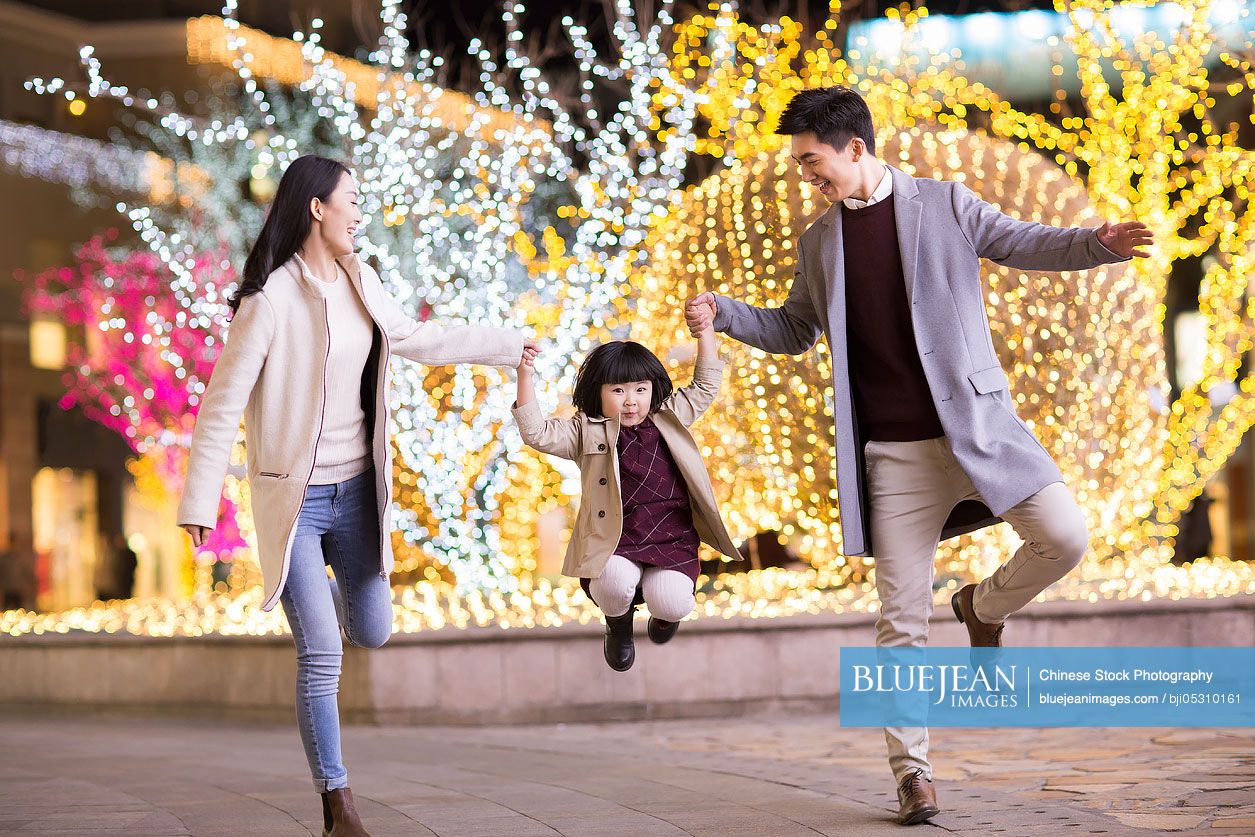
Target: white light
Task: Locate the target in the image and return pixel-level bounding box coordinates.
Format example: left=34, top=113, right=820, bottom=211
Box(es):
left=1209, top=0, right=1243, bottom=26
left=868, top=21, right=904, bottom=62
left=1111, top=4, right=1147, bottom=36
left=917, top=17, right=951, bottom=52
left=1157, top=3, right=1188, bottom=29
left=964, top=13, right=1002, bottom=46
left=1015, top=10, right=1053, bottom=41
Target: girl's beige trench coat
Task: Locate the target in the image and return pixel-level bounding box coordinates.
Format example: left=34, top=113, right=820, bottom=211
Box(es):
left=511, top=357, right=743, bottom=580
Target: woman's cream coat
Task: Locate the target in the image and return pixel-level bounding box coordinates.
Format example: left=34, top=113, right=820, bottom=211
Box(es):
left=177, top=254, right=523, bottom=611
left=511, top=358, right=742, bottom=579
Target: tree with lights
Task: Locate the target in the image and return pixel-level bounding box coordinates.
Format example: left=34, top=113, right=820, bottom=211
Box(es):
left=3, top=0, right=1252, bottom=642
left=18, top=0, right=739, bottom=594
left=19, top=233, right=247, bottom=561
left=627, top=0, right=1255, bottom=604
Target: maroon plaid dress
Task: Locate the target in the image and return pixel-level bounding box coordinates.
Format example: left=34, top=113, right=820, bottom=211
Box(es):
left=579, top=417, right=701, bottom=602
left=612, top=417, right=700, bottom=582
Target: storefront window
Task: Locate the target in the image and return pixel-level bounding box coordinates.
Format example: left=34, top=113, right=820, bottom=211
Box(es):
left=29, top=317, right=66, bottom=370
left=32, top=467, right=99, bottom=610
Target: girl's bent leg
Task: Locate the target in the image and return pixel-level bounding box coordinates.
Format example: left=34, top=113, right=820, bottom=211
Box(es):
left=587, top=554, right=643, bottom=617
left=640, top=567, right=696, bottom=622
left=280, top=504, right=349, bottom=792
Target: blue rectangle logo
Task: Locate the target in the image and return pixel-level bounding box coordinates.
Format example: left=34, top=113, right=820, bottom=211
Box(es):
left=839, top=647, right=1255, bottom=727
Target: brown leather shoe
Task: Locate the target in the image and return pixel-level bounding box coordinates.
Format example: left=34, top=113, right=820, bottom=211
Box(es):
left=950, top=583, right=1005, bottom=647
left=896, top=768, right=940, bottom=825
left=321, top=788, right=371, bottom=836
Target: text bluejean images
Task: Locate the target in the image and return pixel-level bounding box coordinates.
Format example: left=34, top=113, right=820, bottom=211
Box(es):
left=839, top=647, right=1255, bottom=727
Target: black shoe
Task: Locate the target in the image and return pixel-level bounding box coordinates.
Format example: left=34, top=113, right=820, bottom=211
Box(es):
left=647, top=617, right=679, bottom=645
left=603, top=609, right=636, bottom=671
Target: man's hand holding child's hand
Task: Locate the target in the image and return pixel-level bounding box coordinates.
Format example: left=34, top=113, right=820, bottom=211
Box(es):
left=684, top=293, right=717, bottom=338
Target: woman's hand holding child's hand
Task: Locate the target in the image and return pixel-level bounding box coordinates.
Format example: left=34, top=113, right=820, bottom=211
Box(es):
left=515, top=340, right=539, bottom=407
left=519, top=339, right=539, bottom=372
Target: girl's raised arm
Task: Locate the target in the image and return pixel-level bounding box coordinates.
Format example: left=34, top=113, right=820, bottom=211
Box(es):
left=695, top=297, right=718, bottom=362
left=515, top=350, right=538, bottom=407
left=511, top=351, right=581, bottom=460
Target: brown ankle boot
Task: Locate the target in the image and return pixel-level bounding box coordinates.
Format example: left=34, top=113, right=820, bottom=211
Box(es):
left=321, top=788, right=371, bottom=837
left=950, top=583, right=1005, bottom=647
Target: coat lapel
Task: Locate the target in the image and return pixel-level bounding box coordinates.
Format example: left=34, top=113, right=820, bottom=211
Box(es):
left=818, top=200, right=869, bottom=555
left=890, top=167, right=923, bottom=306
left=817, top=203, right=840, bottom=323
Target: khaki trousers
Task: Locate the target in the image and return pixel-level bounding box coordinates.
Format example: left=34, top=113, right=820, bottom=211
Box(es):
left=863, top=437, right=1089, bottom=781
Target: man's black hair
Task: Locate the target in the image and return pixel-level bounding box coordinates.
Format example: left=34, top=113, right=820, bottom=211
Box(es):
left=775, top=86, right=876, bottom=155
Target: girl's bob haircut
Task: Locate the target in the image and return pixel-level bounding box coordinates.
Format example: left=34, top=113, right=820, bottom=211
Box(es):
left=572, top=341, right=674, bottom=418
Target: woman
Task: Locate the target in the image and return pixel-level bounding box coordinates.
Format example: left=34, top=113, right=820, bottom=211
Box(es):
left=177, top=155, right=535, bottom=836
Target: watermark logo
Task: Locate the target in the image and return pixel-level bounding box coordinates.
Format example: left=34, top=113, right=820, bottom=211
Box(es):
left=850, top=662, right=1019, bottom=708
left=839, top=647, right=1254, bottom=727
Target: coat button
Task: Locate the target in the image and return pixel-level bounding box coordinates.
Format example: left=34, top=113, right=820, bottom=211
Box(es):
left=598, top=443, right=606, bottom=451
left=598, top=510, right=606, bottom=518
left=599, top=477, right=607, bottom=485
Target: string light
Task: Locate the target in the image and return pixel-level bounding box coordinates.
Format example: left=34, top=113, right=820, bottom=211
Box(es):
left=184, top=16, right=522, bottom=136
left=0, top=120, right=150, bottom=196
left=2, top=0, right=1251, bottom=636
left=15, top=0, right=715, bottom=595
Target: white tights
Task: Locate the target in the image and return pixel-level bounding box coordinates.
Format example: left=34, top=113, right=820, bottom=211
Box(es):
left=588, top=554, right=695, bottom=621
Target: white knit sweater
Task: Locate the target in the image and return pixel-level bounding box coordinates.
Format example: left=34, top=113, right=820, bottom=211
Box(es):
left=294, top=255, right=373, bottom=484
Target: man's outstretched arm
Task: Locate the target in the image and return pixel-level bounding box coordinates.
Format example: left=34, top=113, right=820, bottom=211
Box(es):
left=953, top=183, right=1153, bottom=271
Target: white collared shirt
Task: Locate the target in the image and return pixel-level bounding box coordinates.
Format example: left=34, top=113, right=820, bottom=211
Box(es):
left=843, top=164, right=893, bottom=210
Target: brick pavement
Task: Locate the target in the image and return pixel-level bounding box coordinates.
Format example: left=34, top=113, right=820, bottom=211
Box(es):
left=0, top=714, right=1251, bottom=835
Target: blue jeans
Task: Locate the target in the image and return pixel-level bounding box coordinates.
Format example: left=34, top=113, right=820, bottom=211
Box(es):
left=279, top=469, right=393, bottom=792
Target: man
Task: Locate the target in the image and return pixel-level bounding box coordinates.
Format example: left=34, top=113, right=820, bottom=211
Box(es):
left=685, top=86, right=1151, bottom=825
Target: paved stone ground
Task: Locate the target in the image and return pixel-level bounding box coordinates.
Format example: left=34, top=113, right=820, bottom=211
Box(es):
left=0, top=714, right=1251, bottom=836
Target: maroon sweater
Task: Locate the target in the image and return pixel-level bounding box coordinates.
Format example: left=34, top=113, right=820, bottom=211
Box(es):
left=842, top=197, right=945, bottom=442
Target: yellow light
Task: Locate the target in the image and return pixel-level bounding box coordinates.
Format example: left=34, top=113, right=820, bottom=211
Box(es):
left=6, top=0, right=1251, bottom=638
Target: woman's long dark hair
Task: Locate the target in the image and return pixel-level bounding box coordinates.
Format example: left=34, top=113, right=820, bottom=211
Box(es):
left=228, top=155, right=351, bottom=316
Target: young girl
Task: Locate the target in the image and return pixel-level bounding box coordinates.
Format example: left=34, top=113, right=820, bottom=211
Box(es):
left=512, top=308, right=741, bottom=670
